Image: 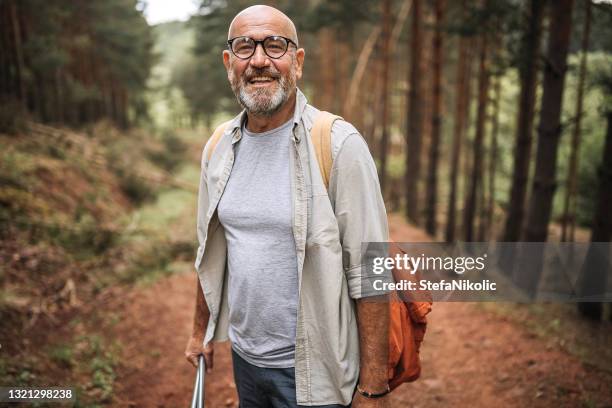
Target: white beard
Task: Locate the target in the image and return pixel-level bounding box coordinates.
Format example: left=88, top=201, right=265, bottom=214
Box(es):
left=229, top=64, right=296, bottom=117
left=238, top=76, right=289, bottom=116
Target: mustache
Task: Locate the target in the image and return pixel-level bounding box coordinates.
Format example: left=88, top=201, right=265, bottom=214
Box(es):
left=242, top=67, right=281, bottom=81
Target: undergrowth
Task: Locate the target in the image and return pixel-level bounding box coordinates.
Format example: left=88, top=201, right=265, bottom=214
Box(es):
left=0, top=121, right=196, bottom=406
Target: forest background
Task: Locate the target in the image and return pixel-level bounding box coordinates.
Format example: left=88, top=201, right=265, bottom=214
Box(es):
left=1, top=0, right=611, bottom=406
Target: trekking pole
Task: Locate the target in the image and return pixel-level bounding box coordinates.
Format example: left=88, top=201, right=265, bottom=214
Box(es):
left=190, top=354, right=205, bottom=408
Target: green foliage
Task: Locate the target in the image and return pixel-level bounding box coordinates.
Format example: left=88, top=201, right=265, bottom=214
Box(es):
left=117, top=240, right=195, bottom=284
left=76, top=334, right=119, bottom=404
left=571, top=2, right=612, bottom=54
left=588, top=56, right=612, bottom=113
left=48, top=344, right=75, bottom=369
left=0, top=149, right=38, bottom=192
left=386, top=154, right=405, bottom=180
left=0, top=357, right=7, bottom=381
left=90, top=355, right=115, bottom=401
left=446, top=0, right=521, bottom=38
left=303, top=0, right=378, bottom=32
left=17, top=369, right=36, bottom=385
left=115, top=167, right=156, bottom=205
left=154, top=21, right=195, bottom=65
left=0, top=141, right=119, bottom=254
left=172, top=1, right=245, bottom=125
left=104, top=131, right=160, bottom=205
left=555, top=52, right=612, bottom=226
left=148, top=21, right=196, bottom=128
left=0, top=98, right=28, bottom=134
left=484, top=51, right=611, bottom=229
left=147, top=131, right=188, bottom=172
left=54, top=215, right=118, bottom=256
left=0, top=0, right=155, bottom=127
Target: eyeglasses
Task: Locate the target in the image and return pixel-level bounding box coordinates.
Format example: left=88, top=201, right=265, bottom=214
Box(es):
left=227, top=36, right=297, bottom=60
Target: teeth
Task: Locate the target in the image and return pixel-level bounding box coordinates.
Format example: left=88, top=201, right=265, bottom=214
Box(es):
left=250, top=77, right=274, bottom=82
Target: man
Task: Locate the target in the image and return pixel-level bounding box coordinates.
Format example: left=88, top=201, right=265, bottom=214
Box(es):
left=185, top=5, right=390, bottom=407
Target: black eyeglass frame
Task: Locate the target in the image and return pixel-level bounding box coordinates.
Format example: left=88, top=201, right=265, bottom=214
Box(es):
left=227, top=35, right=298, bottom=60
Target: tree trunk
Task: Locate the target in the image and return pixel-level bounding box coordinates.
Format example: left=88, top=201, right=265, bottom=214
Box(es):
left=344, top=26, right=381, bottom=121
left=405, top=0, right=423, bottom=225
left=336, top=32, right=351, bottom=114
left=425, top=0, right=445, bottom=236
left=578, top=110, right=612, bottom=319
left=420, top=9, right=433, bottom=203
left=502, top=0, right=545, bottom=242
left=120, top=89, right=129, bottom=129
left=445, top=2, right=470, bottom=243
left=463, top=34, right=490, bottom=242
left=317, top=28, right=335, bottom=111
left=562, top=0, right=592, bottom=242
left=344, top=0, right=412, bottom=123
left=364, top=49, right=381, bottom=150
left=8, top=0, right=26, bottom=105
left=479, top=35, right=503, bottom=242
left=477, top=165, right=487, bottom=241
left=0, top=5, right=8, bottom=96
left=378, top=0, right=392, bottom=196
left=524, top=0, right=575, bottom=242
left=519, top=0, right=575, bottom=296
left=487, top=75, right=502, bottom=240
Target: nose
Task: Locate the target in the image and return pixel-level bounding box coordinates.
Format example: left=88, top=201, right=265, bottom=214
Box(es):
left=249, top=43, right=270, bottom=68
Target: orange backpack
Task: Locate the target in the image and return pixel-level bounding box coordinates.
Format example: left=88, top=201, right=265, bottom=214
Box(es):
left=386, top=242, right=432, bottom=388
left=206, top=112, right=432, bottom=390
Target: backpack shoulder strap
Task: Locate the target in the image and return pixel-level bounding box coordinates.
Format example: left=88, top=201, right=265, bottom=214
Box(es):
left=311, top=111, right=343, bottom=189
left=206, top=120, right=232, bottom=162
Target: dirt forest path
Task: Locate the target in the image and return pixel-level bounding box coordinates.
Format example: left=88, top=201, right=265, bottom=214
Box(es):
left=112, top=214, right=612, bottom=408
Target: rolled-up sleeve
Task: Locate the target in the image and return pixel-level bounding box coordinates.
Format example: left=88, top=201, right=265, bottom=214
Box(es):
left=328, top=123, right=391, bottom=299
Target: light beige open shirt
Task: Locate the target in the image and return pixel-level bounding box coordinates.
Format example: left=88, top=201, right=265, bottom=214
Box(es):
left=194, top=89, right=389, bottom=405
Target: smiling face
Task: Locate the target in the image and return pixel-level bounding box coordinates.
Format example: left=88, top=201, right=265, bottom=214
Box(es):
left=223, top=6, right=304, bottom=117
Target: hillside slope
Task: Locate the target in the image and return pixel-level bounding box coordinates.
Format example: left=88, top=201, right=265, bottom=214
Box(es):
left=0, top=121, right=198, bottom=405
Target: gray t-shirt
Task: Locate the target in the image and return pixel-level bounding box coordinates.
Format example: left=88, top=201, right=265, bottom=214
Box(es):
left=217, top=118, right=298, bottom=368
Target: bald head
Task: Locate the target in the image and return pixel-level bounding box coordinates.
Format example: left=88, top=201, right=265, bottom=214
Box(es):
left=228, top=5, right=298, bottom=45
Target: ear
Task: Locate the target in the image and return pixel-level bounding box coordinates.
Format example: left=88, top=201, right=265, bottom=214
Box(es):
left=223, top=50, right=231, bottom=71
left=295, top=48, right=305, bottom=81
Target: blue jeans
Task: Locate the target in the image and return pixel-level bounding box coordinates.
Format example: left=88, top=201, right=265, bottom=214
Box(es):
left=231, top=349, right=350, bottom=407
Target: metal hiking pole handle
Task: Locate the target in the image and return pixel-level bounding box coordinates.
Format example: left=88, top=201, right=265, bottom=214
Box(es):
left=190, top=354, right=205, bottom=408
